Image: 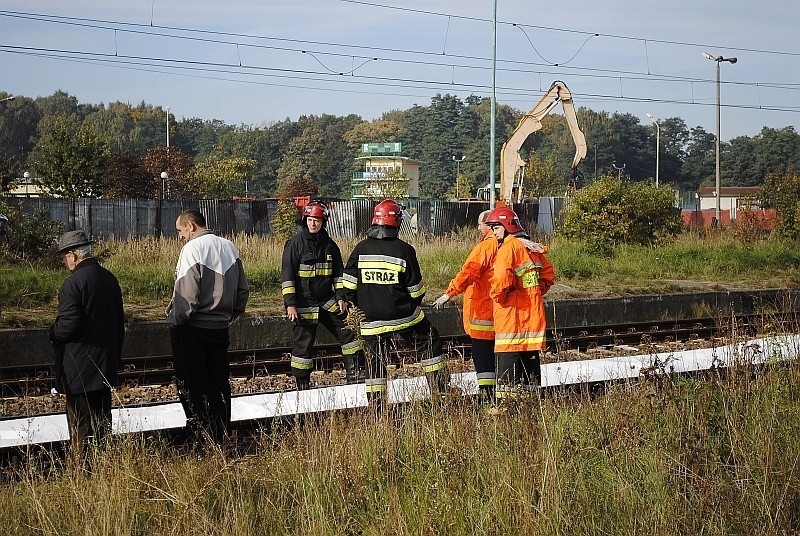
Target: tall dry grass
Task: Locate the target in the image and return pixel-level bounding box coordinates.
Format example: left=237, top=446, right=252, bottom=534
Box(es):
left=3, top=355, right=800, bottom=534
left=3, top=229, right=800, bottom=324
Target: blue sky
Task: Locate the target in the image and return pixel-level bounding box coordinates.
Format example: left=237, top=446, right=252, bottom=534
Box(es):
left=1, top=0, right=798, bottom=140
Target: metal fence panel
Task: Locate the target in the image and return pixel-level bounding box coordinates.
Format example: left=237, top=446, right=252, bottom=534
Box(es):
left=1, top=197, right=554, bottom=240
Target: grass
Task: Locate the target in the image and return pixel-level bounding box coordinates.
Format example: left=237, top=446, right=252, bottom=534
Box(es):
left=2, top=357, right=800, bottom=534
left=2, top=229, right=800, bottom=326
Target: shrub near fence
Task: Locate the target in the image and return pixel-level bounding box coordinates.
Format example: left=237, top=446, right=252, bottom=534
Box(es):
left=2, top=197, right=546, bottom=240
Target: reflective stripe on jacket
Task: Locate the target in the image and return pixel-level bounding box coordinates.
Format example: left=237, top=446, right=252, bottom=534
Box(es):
left=444, top=231, right=498, bottom=340
left=490, top=235, right=554, bottom=353
left=343, top=228, right=427, bottom=336
left=281, top=227, right=345, bottom=324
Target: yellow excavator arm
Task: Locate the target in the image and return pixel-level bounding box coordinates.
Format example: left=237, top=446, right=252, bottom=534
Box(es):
left=499, top=81, right=587, bottom=205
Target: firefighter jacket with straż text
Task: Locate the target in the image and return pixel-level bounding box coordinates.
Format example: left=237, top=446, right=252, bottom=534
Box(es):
left=444, top=230, right=498, bottom=340
left=489, top=234, right=554, bottom=353
left=167, top=230, right=249, bottom=329
left=342, top=226, right=427, bottom=337
left=281, top=227, right=346, bottom=323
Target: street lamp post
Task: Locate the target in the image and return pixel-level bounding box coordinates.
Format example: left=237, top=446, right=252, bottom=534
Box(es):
left=703, top=52, right=737, bottom=227
left=155, top=171, right=168, bottom=237
left=23, top=171, right=30, bottom=197
left=612, top=162, right=626, bottom=181
left=452, top=155, right=465, bottom=198
left=695, top=192, right=700, bottom=228
left=646, top=113, right=660, bottom=187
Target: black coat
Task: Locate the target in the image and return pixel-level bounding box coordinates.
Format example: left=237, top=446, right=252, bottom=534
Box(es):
left=49, top=258, right=125, bottom=395
left=281, top=227, right=345, bottom=309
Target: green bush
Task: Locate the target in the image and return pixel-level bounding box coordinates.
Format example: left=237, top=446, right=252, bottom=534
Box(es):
left=759, top=169, right=800, bottom=238
left=559, top=176, right=683, bottom=256
left=0, top=202, right=63, bottom=265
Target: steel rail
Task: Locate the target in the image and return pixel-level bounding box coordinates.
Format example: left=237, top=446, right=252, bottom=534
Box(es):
left=0, top=313, right=781, bottom=398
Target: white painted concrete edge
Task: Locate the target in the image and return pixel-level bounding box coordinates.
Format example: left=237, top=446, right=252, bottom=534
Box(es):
left=2, top=334, right=798, bottom=449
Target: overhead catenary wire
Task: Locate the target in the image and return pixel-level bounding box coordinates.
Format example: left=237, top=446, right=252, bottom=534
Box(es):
left=0, top=7, right=799, bottom=117
left=4, top=45, right=800, bottom=115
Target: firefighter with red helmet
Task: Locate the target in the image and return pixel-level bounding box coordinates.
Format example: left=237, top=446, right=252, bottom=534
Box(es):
left=343, top=199, right=449, bottom=406
left=484, top=206, right=554, bottom=401
left=432, top=210, right=499, bottom=403
left=281, top=200, right=363, bottom=390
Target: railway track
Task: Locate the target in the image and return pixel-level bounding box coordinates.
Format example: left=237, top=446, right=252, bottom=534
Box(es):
left=0, top=313, right=778, bottom=399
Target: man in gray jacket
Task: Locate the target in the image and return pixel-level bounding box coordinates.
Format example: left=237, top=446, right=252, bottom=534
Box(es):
left=50, top=230, right=124, bottom=460
left=167, top=209, right=249, bottom=446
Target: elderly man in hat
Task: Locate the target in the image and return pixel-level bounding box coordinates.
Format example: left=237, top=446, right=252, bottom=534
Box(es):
left=49, top=230, right=125, bottom=459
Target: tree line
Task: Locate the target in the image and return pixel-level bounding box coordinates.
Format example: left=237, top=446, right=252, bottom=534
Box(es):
left=1, top=89, right=799, bottom=200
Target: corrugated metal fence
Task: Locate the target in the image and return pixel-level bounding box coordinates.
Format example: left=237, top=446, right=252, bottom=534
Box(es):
left=3, top=197, right=552, bottom=239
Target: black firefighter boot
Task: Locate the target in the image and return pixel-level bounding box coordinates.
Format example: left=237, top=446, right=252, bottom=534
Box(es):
left=344, top=355, right=364, bottom=384
left=425, top=368, right=450, bottom=397
left=295, top=375, right=311, bottom=391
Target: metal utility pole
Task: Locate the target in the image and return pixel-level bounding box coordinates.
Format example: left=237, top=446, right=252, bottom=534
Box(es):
left=646, top=113, right=660, bottom=187
left=703, top=52, right=737, bottom=226
left=489, top=0, right=497, bottom=208
left=452, top=155, right=465, bottom=198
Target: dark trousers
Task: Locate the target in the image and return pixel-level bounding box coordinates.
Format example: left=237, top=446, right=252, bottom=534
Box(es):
left=496, top=351, right=541, bottom=396
left=171, top=324, right=231, bottom=445
left=66, top=388, right=112, bottom=457
left=363, top=317, right=445, bottom=402
left=471, top=338, right=496, bottom=400
left=291, top=309, right=360, bottom=381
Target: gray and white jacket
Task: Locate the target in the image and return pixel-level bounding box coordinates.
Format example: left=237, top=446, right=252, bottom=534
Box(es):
left=167, top=230, right=249, bottom=329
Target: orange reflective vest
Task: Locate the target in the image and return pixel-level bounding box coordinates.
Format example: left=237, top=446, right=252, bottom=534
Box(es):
left=489, top=235, right=554, bottom=353
left=444, top=231, right=498, bottom=340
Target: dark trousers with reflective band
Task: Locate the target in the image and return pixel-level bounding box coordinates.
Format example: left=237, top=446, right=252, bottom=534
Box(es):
left=471, top=338, right=496, bottom=400
left=66, top=388, right=112, bottom=456
left=496, top=351, right=541, bottom=398
left=171, top=324, right=231, bottom=445
left=290, top=309, right=361, bottom=382
left=363, top=317, right=445, bottom=403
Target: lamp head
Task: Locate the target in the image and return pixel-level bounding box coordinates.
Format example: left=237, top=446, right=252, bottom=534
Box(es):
left=727, top=57, right=738, bottom=64
left=702, top=52, right=715, bottom=61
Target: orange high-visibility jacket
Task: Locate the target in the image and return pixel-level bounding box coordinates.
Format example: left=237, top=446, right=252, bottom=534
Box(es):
left=444, top=231, right=498, bottom=340
left=489, top=235, right=555, bottom=353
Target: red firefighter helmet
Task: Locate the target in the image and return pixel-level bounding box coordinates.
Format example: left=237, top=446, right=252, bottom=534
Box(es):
left=485, top=206, right=524, bottom=234
left=372, top=199, right=404, bottom=228
left=302, top=201, right=329, bottom=222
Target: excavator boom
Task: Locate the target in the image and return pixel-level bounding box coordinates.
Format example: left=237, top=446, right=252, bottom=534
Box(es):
left=498, top=81, right=587, bottom=205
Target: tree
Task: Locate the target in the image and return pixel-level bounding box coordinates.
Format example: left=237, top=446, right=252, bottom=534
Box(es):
left=141, top=146, right=195, bottom=198
left=188, top=154, right=256, bottom=198
left=0, top=94, right=41, bottom=177
left=727, top=135, right=760, bottom=186
left=680, top=126, right=716, bottom=191
left=276, top=126, right=323, bottom=186
left=274, top=114, right=363, bottom=199
left=172, top=117, right=234, bottom=159
left=82, top=101, right=168, bottom=155
left=343, top=118, right=405, bottom=152
left=523, top=152, right=560, bottom=196
left=0, top=158, right=16, bottom=194
left=754, top=127, right=800, bottom=177
left=28, top=117, right=109, bottom=198
left=102, top=152, right=154, bottom=198
left=34, top=90, right=88, bottom=121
